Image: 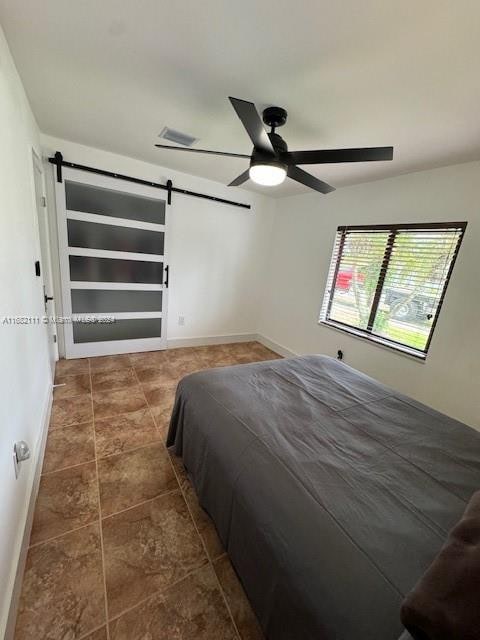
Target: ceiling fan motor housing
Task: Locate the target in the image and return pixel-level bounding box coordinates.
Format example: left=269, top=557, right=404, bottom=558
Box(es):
left=268, top=132, right=288, bottom=153
left=262, top=106, right=288, bottom=129
left=250, top=131, right=288, bottom=172
left=250, top=141, right=287, bottom=171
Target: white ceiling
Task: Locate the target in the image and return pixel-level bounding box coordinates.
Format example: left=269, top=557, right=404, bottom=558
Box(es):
left=1, top=0, right=480, bottom=197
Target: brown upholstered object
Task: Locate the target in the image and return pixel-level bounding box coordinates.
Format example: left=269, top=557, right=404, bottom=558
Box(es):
left=401, top=490, right=480, bottom=640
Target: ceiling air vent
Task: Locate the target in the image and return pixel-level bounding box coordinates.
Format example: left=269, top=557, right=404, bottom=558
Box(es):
left=158, top=127, right=198, bottom=147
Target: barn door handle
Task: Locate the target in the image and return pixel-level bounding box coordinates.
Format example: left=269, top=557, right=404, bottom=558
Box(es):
left=164, top=265, right=169, bottom=288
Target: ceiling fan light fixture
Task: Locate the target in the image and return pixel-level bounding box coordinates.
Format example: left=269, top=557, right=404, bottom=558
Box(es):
left=249, top=161, right=287, bottom=186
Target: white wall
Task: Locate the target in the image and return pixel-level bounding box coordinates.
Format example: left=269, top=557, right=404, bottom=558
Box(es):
left=259, top=162, right=480, bottom=429
left=38, top=138, right=480, bottom=430
left=40, top=134, right=275, bottom=351
left=0, top=26, right=52, bottom=636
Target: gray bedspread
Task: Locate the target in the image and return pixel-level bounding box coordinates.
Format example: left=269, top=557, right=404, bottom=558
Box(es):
left=167, top=355, right=480, bottom=640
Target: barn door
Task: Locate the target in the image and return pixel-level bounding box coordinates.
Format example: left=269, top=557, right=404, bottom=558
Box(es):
left=55, top=167, right=168, bottom=358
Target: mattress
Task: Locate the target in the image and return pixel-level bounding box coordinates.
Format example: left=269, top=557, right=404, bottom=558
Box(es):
left=167, top=355, right=480, bottom=639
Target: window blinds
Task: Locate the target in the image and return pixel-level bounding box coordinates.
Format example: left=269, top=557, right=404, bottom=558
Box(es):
left=320, top=222, right=466, bottom=356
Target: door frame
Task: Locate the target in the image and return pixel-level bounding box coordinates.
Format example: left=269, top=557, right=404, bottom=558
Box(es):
left=54, top=166, right=169, bottom=358
left=32, top=149, right=58, bottom=377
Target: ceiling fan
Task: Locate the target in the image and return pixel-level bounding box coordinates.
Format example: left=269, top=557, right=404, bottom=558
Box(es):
left=155, top=97, right=394, bottom=194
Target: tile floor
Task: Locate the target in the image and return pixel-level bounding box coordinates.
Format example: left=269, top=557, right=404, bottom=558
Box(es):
left=15, top=342, right=281, bottom=640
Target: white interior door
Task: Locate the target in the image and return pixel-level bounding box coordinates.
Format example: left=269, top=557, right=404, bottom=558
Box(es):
left=54, top=167, right=169, bottom=358
left=32, top=151, right=57, bottom=378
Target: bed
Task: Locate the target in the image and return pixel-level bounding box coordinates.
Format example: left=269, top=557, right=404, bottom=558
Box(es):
left=167, top=355, right=480, bottom=640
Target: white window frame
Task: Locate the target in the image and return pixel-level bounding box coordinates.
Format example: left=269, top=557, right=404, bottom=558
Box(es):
left=319, top=222, right=467, bottom=359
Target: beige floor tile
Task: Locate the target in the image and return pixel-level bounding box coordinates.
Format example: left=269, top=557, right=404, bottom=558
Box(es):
left=250, top=343, right=281, bottom=360
left=193, top=345, right=235, bottom=367
left=143, top=384, right=176, bottom=407
left=102, top=491, right=207, bottom=618
left=89, top=354, right=132, bottom=372
left=84, top=627, right=108, bottom=640
left=43, top=421, right=95, bottom=474
left=98, top=443, right=177, bottom=517
left=93, top=386, right=146, bottom=419
left=15, top=524, right=105, bottom=640
left=226, top=341, right=258, bottom=353
left=140, top=376, right=177, bottom=395
left=54, top=357, right=89, bottom=380
left=53, top=373, right=91, bottom=399
left=155, top=417, right=171, bottom=441
left=135, top=363, right=177, bottom=387
left=150, top=404, right=175, bottom=432
left=233, top=354, right=264, bottom=365
left=30, top=462, right=98, bottom=545
left=109, top=564, right=237, bottom=640
left=205, top=346, right=241, bottom=368
left=91, top=367, right=137, bottom=392
left=167, top=347, right=201, bottom=367
left=95, top=407, right=161, bottom=458
left=224, top=342, right=281, bottom=363
left=170, top=357, right=204, bottom=379
left=51, top=394, right=93, bottom=428
left=223, top=343, right=270, bottom=364
left=214, top=555, right=264, bottom=640
left=192, top=345, right=215, bottom=360
left=128, top=349, right=170, bottom=368
left=144, top=384, right=176, bottom=430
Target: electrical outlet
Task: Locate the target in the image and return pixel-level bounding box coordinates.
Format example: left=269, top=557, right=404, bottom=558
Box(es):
left=178, top=315, right=185, bottom=326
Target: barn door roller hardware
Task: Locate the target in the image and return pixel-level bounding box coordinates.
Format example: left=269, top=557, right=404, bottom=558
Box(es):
left=48, top=152, right=251, bottom=210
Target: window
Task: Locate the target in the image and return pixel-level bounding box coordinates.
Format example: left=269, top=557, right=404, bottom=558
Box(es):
left=320, top=222, right=467, bottom=358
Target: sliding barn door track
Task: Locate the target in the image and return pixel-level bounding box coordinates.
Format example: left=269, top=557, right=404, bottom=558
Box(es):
left=48, top=151, right=251, bottom=210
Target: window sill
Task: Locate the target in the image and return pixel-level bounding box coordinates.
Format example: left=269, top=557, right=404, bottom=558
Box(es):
left=319, top=320, right=427, bottom=362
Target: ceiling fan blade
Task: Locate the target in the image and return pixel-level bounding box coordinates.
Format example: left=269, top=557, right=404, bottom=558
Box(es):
left=283, top=146, right=394, bottom=165
left=228, top=169, right=250, bottom=187
left=287, top=165, right=335, bottom=194
left=229, top=97, right=275, bottom=155
left=155, top=144, right=250, bottom=159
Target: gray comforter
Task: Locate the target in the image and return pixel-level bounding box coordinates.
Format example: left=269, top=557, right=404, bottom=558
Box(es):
left=167, top=355, right=480, bottom=640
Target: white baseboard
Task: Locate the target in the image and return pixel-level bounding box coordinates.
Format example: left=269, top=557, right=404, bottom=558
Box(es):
left=4, top=386, right=53, bottom=640
left=256, top=334, right=298, bottom=358
left=167, top=333, right=257, bottom=349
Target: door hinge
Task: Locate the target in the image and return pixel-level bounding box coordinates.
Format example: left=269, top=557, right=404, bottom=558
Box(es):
left=41, top=196, right=47, bottom=207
